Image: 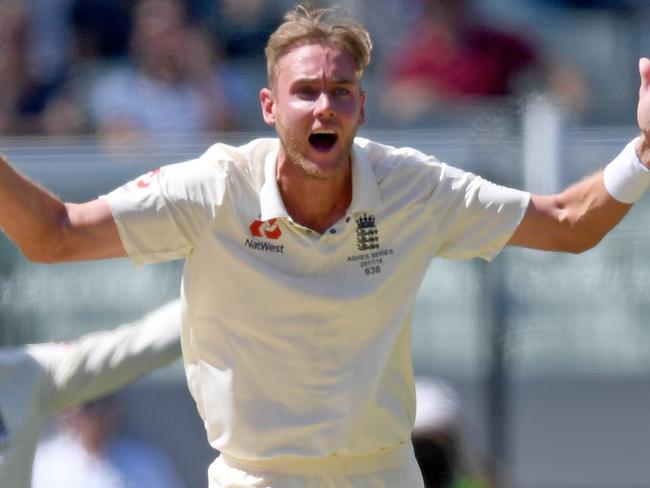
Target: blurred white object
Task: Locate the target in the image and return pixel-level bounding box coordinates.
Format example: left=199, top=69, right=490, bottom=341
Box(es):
left=413, top=377, right=460, bottom=432
left=523, top=93, right=565, bottom=194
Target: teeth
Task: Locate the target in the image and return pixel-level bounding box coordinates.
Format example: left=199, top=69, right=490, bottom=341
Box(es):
left=312, top=130, right=336, bottom=135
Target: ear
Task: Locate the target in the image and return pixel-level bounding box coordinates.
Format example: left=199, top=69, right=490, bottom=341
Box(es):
left=359, top=89, right=367, bottom=126
left=260, top=88, right=276, bottom=126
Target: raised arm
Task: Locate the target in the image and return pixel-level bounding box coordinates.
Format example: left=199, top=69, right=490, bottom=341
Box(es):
left=0, top=155, right=126, bottom=262
left=508, top=58, right=650, bottom=253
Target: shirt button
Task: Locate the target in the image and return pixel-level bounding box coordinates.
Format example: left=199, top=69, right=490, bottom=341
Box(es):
left=345, top=217, right=351, bottom=223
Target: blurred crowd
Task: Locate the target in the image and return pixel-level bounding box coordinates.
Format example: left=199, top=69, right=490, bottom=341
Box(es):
left=33, top=394, right=186, bottom=488
left=0, top=0, right=282, bottom=138
left=0, top=0, right=647, bottom=138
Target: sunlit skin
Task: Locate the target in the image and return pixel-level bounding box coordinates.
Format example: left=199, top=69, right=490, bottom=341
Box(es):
left=260, top=42, right=366, bottom=233
left=637, top=58, right=650, bottom=161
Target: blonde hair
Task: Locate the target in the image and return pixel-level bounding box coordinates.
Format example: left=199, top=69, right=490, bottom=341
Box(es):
left=265, top=4, right=372, bottom=88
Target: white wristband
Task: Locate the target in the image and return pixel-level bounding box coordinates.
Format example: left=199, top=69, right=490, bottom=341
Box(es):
left=603, top=137, right=650, bottom=203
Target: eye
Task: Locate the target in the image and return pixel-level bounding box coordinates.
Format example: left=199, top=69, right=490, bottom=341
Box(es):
left=333, top=87, right=351, bottom=97
left=295, top=85, right=319, bottom=99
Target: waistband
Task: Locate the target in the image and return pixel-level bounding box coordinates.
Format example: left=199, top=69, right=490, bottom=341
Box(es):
left=220, top=442, right=413, bottom=476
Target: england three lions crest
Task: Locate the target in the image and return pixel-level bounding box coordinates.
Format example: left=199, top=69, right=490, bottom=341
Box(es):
left=356, top=213, right=379, bottom=251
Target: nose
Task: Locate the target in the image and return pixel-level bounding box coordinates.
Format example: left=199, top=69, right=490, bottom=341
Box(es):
left=314, top=92, right=334, bottom=118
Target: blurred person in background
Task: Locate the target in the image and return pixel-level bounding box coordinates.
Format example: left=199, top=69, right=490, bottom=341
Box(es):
left=328, top=0, right=424, bottom=66
left=86, top=0, right=236, bottom=138
left=32, top=393, right=186, bottom=488
left=211, top=0, right=284, bottom=62
left=413, top=378, right=494, bottom=488
left=36, top=0, right=134, bottom=136
left=0, top=299, right=181, bottom=488
left=382, top=0, right=589, bottom=124
left=413, top=377, right=461, bottom=488
left=0, top=0, right=121, bottom=136
left=54, top=0, right=132, bottom=128
left=0, top=0, right=70, bottom=135
left=200, top=0, right=287, bottom=130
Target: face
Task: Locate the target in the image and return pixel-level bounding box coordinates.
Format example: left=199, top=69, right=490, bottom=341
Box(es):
left=132, top=0, right=186, bottom=77
left=260, top=42, right=366, bottom=179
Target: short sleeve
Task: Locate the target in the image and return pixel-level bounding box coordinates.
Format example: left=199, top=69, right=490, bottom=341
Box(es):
left=430, top=164, right=530, bottom=261
left=101, top=158, right=226, bottom=265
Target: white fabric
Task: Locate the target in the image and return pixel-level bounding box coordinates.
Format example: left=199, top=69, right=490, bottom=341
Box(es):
left=603, top=137, right=650, bottom=203
left=0, top=299, right=181, bottom=488
left=220, top=442, right=413, bottom=477
left=209, top=446, right=424, bottom=488
left=103, top=137, right=530, bottom=469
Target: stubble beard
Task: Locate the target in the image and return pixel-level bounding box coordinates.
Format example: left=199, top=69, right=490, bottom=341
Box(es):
left=276, top=119, right=355, bottom=180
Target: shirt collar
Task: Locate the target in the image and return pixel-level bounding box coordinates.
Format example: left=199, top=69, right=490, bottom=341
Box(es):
left=259, top=139, right=381, bottom=222
left=260, top=147, right=288, bottom=221
left=348, top=140, right=381, bottom=215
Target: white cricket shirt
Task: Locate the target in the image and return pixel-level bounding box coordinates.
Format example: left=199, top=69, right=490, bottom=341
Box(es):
left=0, top=299, right=181, bottom=488
left=104, top=137, right=530, bottom=464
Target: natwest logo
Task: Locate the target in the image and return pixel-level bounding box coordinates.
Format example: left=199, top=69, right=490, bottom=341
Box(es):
left=249, top=218, right=282, bottom=240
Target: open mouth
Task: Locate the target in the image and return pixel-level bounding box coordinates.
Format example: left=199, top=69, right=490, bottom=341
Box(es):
left=308, top=131, right=338, bottom=151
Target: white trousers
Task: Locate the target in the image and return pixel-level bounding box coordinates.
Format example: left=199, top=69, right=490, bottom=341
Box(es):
left=208, top=444, right=425, bottom=488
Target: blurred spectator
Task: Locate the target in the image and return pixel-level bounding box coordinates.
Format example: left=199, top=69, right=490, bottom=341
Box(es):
left=86, top=0, right=236, bottom=138
left=35, top=0, right=133, bottom=136
left=381, top=0, right=589, bottom=125
left=413, top=377, right=461, bottom=487
left=32, top=394, right=186, bottom=488
left=0, top=1, right=68, bottom=135
left=29, top=0, right=73, bottom=82
left=199, top=0, right=286, bottom=130
left=413, top=377, right=494, bottom=488
left=331, top=0, right=425, bottom=64
left=211, top=0, right=284, bottom=61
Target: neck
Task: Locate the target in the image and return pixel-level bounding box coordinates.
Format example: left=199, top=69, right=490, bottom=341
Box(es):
left=277, top=156, right=352, bottom=234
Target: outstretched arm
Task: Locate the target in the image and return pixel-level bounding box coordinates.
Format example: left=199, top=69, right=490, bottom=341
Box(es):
left=507, top=174, right=630, bottom=253
left=31, top=299, right=182, bottom=414
left=508, top=58, right=650, bottom=253
left=0, top=155, right=126, bottom=262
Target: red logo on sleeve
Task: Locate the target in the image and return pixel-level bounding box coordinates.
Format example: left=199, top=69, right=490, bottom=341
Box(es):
left=136, top=168, right=161, bottom=188
left=249, top=219, right=282, bottom=240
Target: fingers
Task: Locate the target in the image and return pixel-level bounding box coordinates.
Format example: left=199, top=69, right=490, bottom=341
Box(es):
left=640, top=57, right=650, bottom=91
